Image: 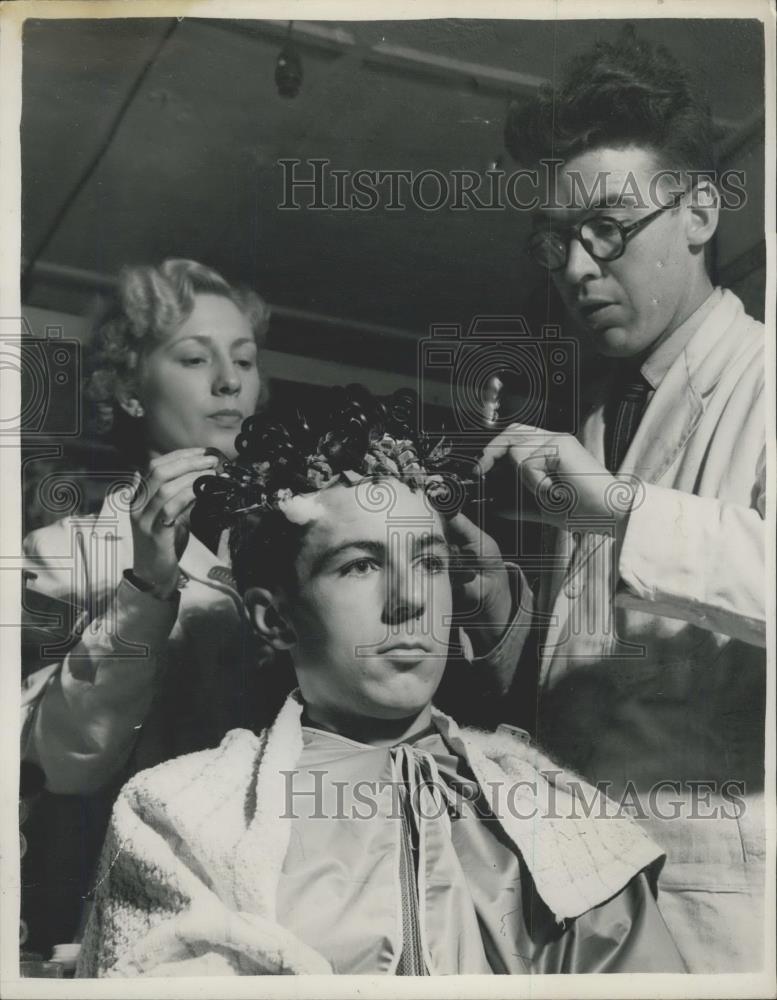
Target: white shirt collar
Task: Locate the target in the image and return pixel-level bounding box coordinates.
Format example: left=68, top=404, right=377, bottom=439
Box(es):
left=641, top=287, right=723, bottom=390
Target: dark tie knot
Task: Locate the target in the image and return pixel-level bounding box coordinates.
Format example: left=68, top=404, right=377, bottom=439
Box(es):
left=604, top=371, right=652, bottom=473
left=621, top=378, right=651, bottom=402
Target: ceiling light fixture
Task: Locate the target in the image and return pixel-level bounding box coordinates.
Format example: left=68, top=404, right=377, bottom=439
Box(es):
left=275, top=22, right=303, bottom=98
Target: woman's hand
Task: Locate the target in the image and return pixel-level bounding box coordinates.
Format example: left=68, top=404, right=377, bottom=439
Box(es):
left=130, top=448, right=219, bottom=598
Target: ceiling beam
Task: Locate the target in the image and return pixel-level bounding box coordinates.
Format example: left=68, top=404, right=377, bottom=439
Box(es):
left=24, top=260, right=420, bottom=343
left=200, top=18, right=548, bottom=97
left=198, top=18, right=746, bottom=129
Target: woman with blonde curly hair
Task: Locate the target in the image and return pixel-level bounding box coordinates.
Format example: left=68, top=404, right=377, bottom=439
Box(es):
left=22, top=258, right=271, bottom=796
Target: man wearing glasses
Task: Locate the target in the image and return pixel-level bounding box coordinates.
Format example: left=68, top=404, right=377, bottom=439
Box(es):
left=481, top=30, right=766, bottom=972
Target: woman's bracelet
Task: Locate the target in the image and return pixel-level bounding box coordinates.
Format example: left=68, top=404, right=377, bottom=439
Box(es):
left=122, top=568, right=179, bottom=601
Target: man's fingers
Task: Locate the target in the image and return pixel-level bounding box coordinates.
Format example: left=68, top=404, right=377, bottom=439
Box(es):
left=479, top=434, right=526, bottom=474
left=479, top=424, right=555, bottom=474
left=446, top=512, right=481, bottom=547
left=504, top=421, right=545, bottom=434
left=521, top=445, right=562, bottom=473
left=478, top=438, right=508, bottom=475
left=447, top=512, right=502, bottom=566
left=480, top=441, right=558, bottom=479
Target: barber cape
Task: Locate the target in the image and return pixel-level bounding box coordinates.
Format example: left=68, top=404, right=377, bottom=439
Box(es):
left=77, top=692, right=667, bottom=977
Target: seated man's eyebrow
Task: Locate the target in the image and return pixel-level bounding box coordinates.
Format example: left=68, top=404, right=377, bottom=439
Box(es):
left=412, top=532, right=451, bottom=555
left=312, top=539, right=386, bottom=575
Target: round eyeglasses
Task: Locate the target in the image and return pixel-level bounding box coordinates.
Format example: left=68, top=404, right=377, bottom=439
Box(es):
left=527, top=192, right=685, bottom=272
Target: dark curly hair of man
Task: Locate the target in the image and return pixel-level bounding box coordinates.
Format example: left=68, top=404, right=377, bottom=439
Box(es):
left=191, top=385, right=472, bottom=597
left=504, top=26, right=718, bottom=173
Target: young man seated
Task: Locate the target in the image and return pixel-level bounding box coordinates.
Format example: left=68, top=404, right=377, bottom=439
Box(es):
left=77, top=387, right=684, bottom=976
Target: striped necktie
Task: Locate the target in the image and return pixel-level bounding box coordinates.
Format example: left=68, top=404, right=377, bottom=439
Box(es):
left=391, top=742, right=459, bottom=975
left=395, top=781, right=427, bottom=975
left=603, top=371, right=651, bottom=473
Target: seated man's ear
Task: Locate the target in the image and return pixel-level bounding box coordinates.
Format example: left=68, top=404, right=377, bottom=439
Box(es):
left=244, top=587, right=297, bottom=651
left=686, top=178, right=720, bottom=248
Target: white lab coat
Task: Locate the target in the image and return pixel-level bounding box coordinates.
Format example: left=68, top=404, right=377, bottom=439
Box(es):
left=535, top=289, right=767, bottom=971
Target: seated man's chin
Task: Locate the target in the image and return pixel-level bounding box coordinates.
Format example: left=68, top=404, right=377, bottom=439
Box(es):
left=365, top=675, right=438, bottom=716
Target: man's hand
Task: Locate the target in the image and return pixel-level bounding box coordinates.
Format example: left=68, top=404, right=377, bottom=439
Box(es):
left=479, top=423, right=639, bottom=529
left=447, top=512, right=513, bottom=656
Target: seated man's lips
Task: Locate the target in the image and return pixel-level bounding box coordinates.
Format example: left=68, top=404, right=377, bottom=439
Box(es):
left=378, top=642, right=433, bottom=656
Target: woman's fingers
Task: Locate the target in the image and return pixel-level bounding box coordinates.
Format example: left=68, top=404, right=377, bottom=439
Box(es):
left=132, top=452, right=218, bottom=514
left=148, top=446, right=209, bottom=469
left=136, top=471, right=215, bottom=531
left=149, top=452, right=219, bottom=486
left=152, top=487, right=202, bottom=531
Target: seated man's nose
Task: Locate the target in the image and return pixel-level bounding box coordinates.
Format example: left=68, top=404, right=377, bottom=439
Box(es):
left=384, top=586, right=426, bottom=626
left=385, top=602, right=425, bottom=626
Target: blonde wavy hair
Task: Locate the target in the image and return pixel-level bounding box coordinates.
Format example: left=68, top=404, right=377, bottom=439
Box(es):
left=85, top=259, right=270, bottom=459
